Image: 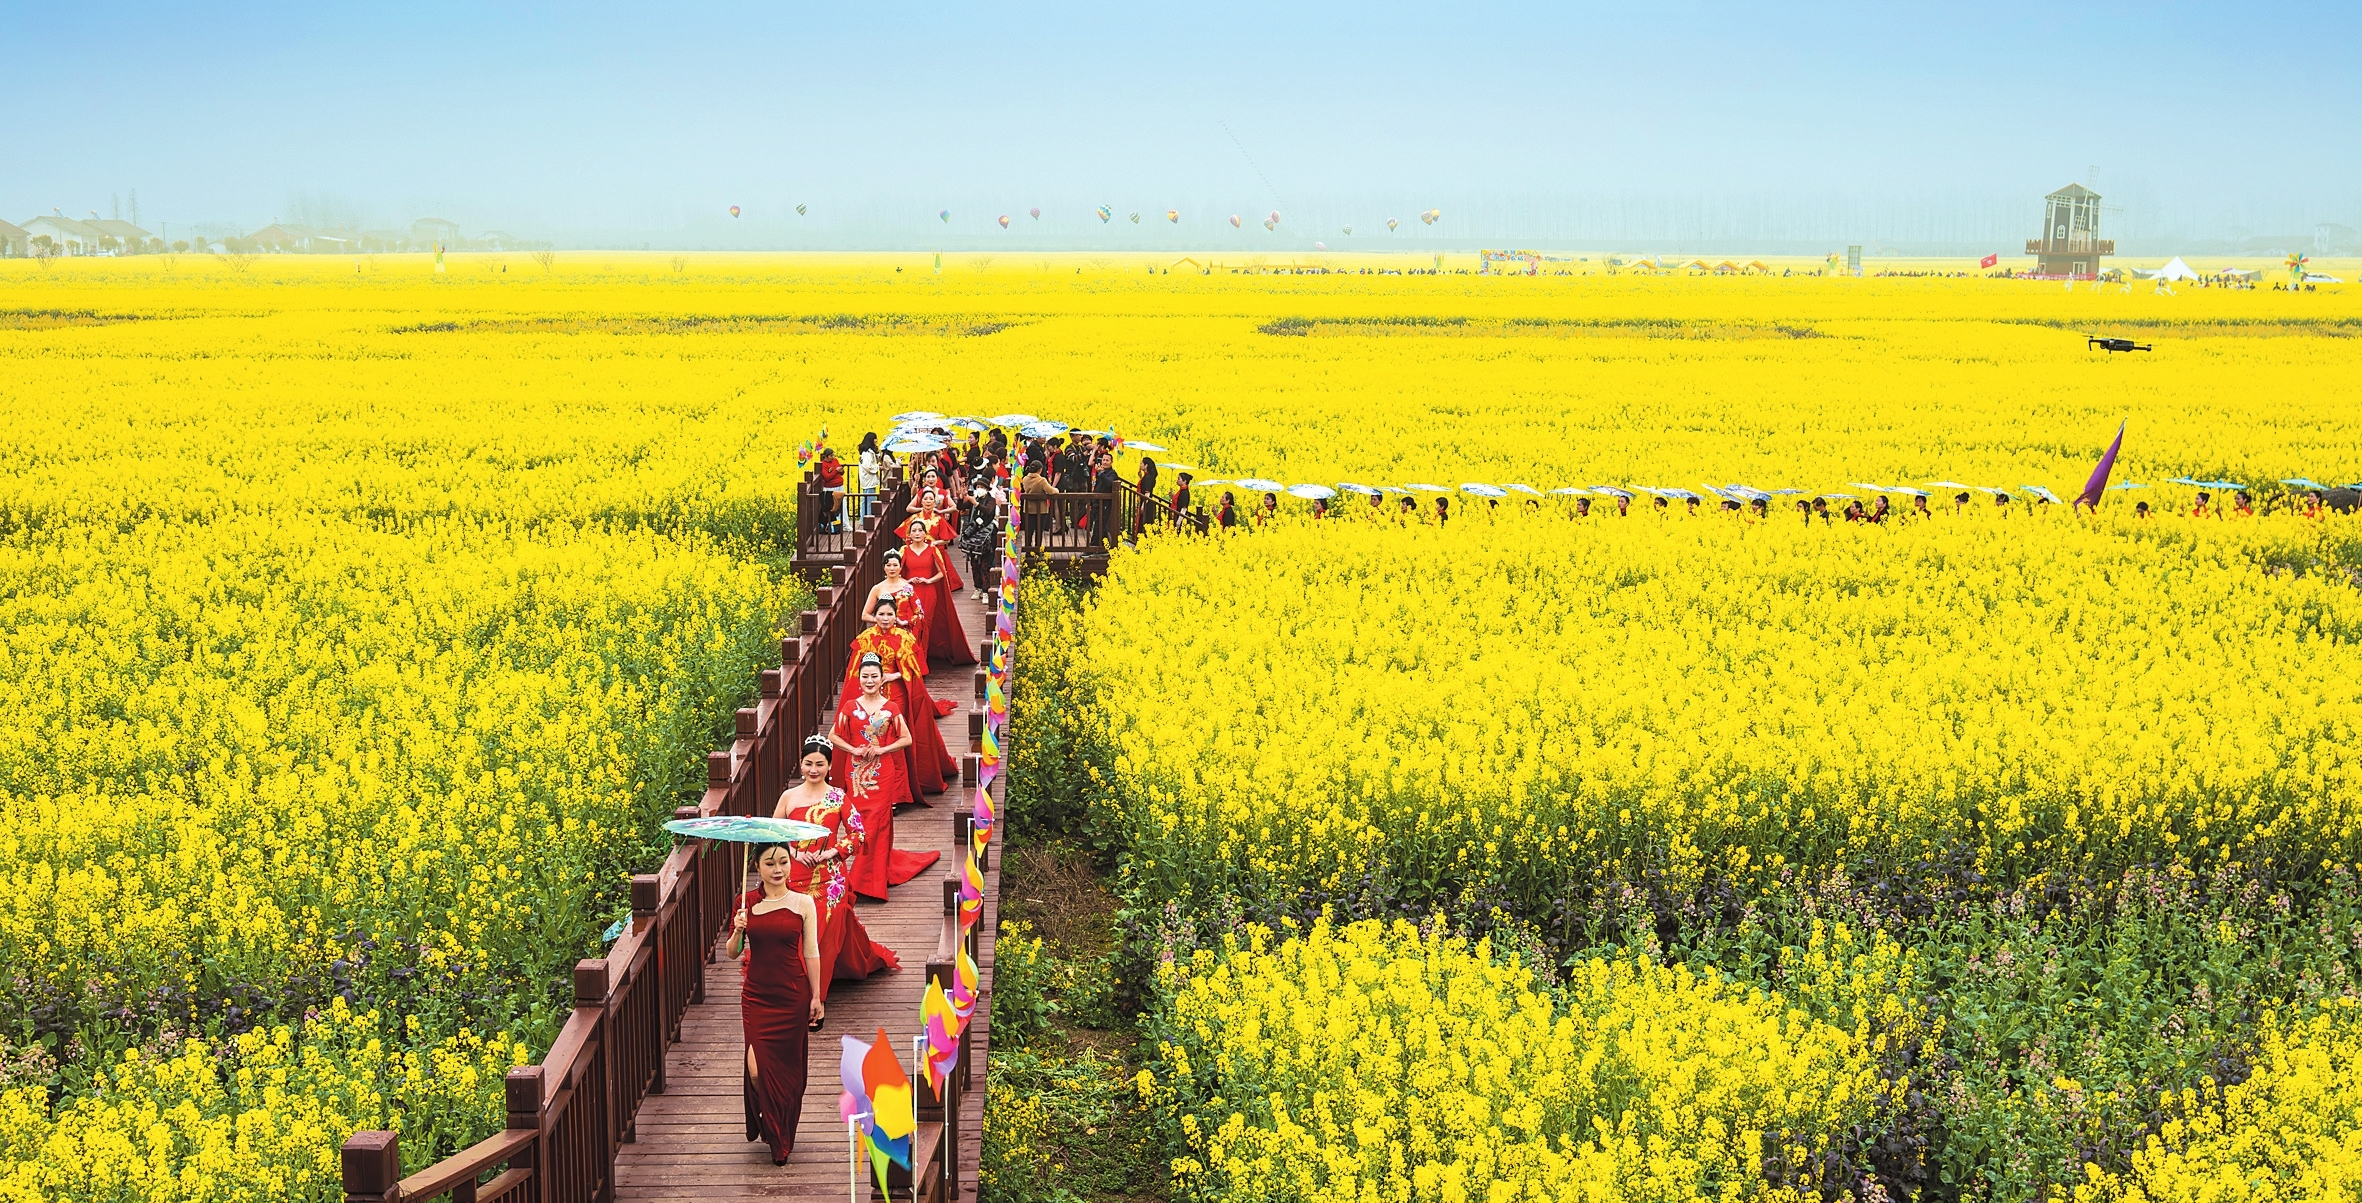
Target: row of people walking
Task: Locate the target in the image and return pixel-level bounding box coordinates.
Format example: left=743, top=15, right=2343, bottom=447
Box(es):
left=730, top=494, right=987, bottom=1165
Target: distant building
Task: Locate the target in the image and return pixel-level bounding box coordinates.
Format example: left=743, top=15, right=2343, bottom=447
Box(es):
left=0, top=218, right=26, bottom=257
left=20, top=214, right=108, bottom=253
left=89, top=219, right=153, bottom=247
left=2028, top=184, right=2112, bottom=278
left=411, top=217, right=459, bottom=247
left=2319, top=223, right=2359, bottom=254
left=248, top=224, right=358, bottom=252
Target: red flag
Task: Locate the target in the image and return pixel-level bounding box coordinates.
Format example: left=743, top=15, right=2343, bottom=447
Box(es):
left=1979, top=253, right=1999, bottom=269
left=2076, top=422, right=2126, bottom=509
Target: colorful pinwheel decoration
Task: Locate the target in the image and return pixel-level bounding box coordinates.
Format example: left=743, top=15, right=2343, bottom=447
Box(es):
left=2288, top=251, right=2309, bottom=283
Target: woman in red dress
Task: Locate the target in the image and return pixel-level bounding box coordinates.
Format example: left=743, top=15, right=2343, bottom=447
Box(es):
left=775, top=736, right=901, bottom=999
left=900, top=528, right=974, bottom=666
left=727, top=843, right=823, bottom=1165
left=863, top=551, right=928, bottom=664
left=906, top=488, right=966, bottom=593
left=831, top=654, right=941, bottom=901
left=837, top=597, right=954, bottom=794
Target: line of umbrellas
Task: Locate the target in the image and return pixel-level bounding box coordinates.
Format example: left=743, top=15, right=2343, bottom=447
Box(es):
left=881, top=411, right=1173, bottom=456
left=874, top=413, right=2359, bottom=500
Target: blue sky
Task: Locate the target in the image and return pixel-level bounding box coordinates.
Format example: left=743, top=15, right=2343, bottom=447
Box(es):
left=10, top=1, right=2357, bottom=248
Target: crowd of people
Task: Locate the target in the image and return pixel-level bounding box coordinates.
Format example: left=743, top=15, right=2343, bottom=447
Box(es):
left=726, top=452, right=1004, bottom=1165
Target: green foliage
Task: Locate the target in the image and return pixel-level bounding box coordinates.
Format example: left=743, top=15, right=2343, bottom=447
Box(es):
left=1005, top=574, right=1118, bottom=858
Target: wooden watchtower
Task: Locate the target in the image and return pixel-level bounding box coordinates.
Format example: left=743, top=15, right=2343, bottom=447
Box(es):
left=2028, top=183, right=2112, bottom=278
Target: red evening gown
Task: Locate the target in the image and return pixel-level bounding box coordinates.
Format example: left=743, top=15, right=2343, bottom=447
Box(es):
left=901, top=541, right=974, bottom=666
left=835, top=627, right=953, bottom=796
left=782, top=787, right=901, bottom=1001
left=738, top=894, right=811, bottom=1163
left=832, top=694, right=941, bottom=901
left=902, top=511, right=964, bottom=592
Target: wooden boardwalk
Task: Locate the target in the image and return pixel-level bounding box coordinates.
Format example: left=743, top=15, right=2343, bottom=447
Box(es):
left=615, top=582, right=1002, bottom=1203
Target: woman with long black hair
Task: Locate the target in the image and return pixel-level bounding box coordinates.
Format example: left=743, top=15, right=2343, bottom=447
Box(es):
left=728, top=843, right=823, bottom=1165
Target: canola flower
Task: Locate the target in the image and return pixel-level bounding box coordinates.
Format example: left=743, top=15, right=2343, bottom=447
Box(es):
left=2072, top=1002, right=2362, bottom=1203
left=1074, top=510, right=2362, bottom=925
left=0, top=999, right=526, bottom=1203
left=10, top=255, right=2362, bottom=1198
left=0, top=261, right=834, bottom=1197
left=1143, top=917, right=1912, bottom=1203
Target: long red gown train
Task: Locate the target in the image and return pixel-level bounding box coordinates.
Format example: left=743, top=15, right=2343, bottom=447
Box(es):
left=831, top=695, right=941, bottom=901
left=901, top=540, right=974, bottom=666
left=781, top=787, right=900, bottom=1001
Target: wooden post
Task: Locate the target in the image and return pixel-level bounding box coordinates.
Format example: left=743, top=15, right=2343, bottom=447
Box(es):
left=672, top=807, right=710, bottom=981
left=577, top=959, right=616, bottom=1161
left=965, top=711, right=983, bottom=751
left=341, top=1130, right=400, bottom=1203
left=506, top=1064, right=545, bottom=1200
left=972, top=671, right=987, bottom=701
left=632, top=873, right=664, bottom=1102
left=961, top=753, right=979, bottom=785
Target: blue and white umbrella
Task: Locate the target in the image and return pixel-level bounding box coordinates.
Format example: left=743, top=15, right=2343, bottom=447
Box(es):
left=1502, top=483, right=1541, bottom=496
left=1589, top=486, right=1635, bottom=499
left=1462, top=483, right=1509, bottom=498
left=1549, top=487, right=1590, bottom=496
left=1336, top=482, right=1381, bottom=496
left=1235, top=477, right=1284, bottom=492
left=2020, top=485, right=2063, bottom=504
left=1019, top=421, right=1071, bottom=439
left=664, top=815, right=832, bottom=844
left=1287, top=484, right=1337, bottom=500
left=1404, top=482, right=1448, bottom=493
left=943, top=417, right=990, bottom=432
left=890, top=410, right=945, bottom=424
left=988, top=413, right=1040, bottom=428
left=2280, top=477, right=2327, bottom=490
left=1123, top=440, right=1168, bottom=453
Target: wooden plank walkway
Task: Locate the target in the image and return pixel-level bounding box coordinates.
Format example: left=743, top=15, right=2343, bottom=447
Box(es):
left=616, top=581, right=1001, bottom=1202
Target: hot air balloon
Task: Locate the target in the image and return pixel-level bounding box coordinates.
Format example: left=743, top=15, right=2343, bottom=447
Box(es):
left=1229, top=215, right=1241, bottom=228
left=796, top=204, right=807, bottom=216
left=1387, top=218, right=1399, bottom=231
left=1263, top=219, right=1276, bottom=232
left=997, top=214, right=1010, bottom=228
left=1268, top=210, right=1281, bottom=225
left=1421, top=209, right=1440, bottom=225
left=1096, top=205, right=1112, bottom=222
left=1128, top=212, right=1140, bottom=224
left=1315, top=241, right=1327, bottom=250
left=1029, top=207, right=1041, bottom=220
left=940, top=210, right=951, bottom=223
left=728, top=205, right=740, bottom=218
left=1166, top=209, right=1179, bottom=223
left=1342, top=226, right=1352, bottom=235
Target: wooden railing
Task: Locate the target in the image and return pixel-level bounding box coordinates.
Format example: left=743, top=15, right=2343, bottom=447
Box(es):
left=342, top=468, right=914, bottom=1203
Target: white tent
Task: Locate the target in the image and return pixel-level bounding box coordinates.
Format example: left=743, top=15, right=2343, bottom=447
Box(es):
left=2150, top=256, right=2201, bottom=281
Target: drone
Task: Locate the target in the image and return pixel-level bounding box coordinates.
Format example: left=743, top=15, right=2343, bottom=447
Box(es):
left=2086, top=335, right=2152, bottom=353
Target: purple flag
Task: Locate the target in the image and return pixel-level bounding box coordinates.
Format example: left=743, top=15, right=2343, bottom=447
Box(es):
left=2077, top=421, right=2125, bottom=509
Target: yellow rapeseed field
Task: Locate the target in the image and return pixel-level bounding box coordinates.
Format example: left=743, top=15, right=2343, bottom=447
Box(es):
left=9, top=253, right=2362, bottom=1201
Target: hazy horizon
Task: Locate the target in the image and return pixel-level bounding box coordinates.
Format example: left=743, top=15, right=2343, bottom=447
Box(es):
left=12, top=1, right=2359, bottom=253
